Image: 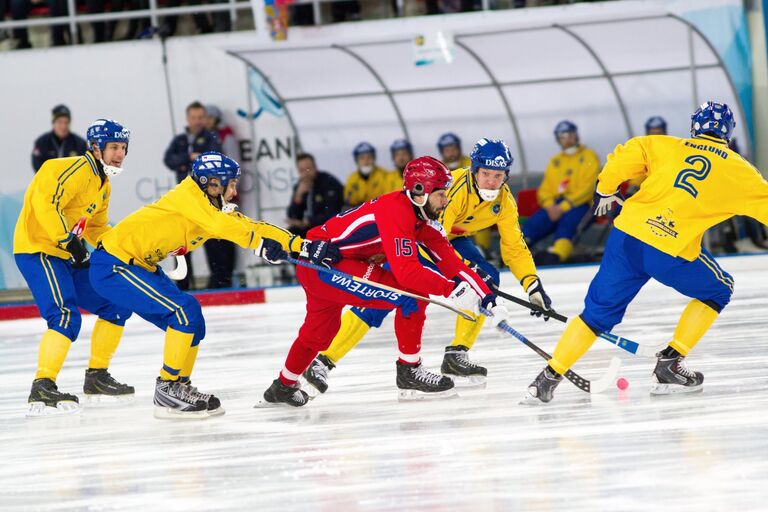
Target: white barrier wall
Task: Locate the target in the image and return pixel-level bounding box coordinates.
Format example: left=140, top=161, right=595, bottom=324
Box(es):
left=0, top=0, right=751, bottom=290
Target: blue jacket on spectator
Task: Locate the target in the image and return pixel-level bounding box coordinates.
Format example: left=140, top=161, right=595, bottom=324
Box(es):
left=32, top=131, right=88, bottom=172
left=163, top=129, right=222, bottom=183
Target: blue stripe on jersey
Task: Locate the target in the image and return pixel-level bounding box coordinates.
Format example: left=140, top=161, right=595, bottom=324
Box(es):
left=336, top=223, right=380, bottom=248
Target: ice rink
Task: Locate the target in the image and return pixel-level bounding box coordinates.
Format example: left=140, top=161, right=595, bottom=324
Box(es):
left=1, top=255, right=766, bottom=511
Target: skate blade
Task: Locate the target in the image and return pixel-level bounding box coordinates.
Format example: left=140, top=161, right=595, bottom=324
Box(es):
left=518, top=390, right=548, bottom=406
left=298, top=376, right=324, bottom=399
left=83, top=393, right=136, bottom=406
left=207, top=407, right=226, bottom=417
left=26, top=400, right=81, bottom=417
left=650, top=383, right=703, bottom=396
left=444, top=374, right=487, bottom=389
left=397, top=388, right=458, bottom=402
left=153, top=406, right=210, bottom=420
left=253, top=399, right=309, bottom=409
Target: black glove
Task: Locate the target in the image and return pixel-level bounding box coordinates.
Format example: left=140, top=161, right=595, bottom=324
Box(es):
left=300, top=240, right=342, bottom=268
left=526, top=277, right=552, bottom=321
left=65, top=237, right=90, bottom=269
left=256, top=238, right=288, bottom=265
left=469, top=263, right=496, bottom=288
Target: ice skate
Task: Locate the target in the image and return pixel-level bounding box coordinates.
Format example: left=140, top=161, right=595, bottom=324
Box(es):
left=520, top=366, right=563, bottom=405
left=650, top=348, right=703, bottom=395
left=396, top=360, right=456, bottom=401
left=256, top=378, right=309, bottom=408
left=27, top=378, right=81, bottom=417
left=179, top=381, right=225, bottom=416
left=441, top=345, right=487, bottom=388
left=153, top=377, right=209, bottom=419
left=83, top=368, right=135, bottom=405
left=302, top=354, right=335, bottom=394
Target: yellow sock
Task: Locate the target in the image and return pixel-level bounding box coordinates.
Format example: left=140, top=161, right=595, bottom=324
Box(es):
left=549, top=316, right=598, bottom=375
left=180, top=345, right=199, bottom=381
left=321, top=310, right=371, bottom=363
left=669, top=300, right=719, bottom=356
left=35, top=329, right=73, bottom=380
left=160, top=328, right=194, bottom=380
left=451, top=313, right=486, bottom=350
left=88, top=319, right=124, bottom=369
left=550, top=238, right=574, bottom=262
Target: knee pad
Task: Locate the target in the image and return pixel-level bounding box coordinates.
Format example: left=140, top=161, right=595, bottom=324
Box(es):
left=352, top=306, right=391, bottom=328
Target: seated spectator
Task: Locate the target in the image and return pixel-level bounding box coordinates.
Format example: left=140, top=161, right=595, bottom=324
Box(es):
left=343, top=142, right=391, bottom=208
left=522, top=120, right=600, bottom=265
left=437, top=132, right=470, bottom=170
left=387, top=138, right=413, bottom=191
left=11, top=0, right=73, bottom=48
left=31, top=104, right=87, bottom=172
left=645, top=116, right=667, bottom=135
left=287, top=152, right=344, bottom=237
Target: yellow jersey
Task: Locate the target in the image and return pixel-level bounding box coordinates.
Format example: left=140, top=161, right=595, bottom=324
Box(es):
left=443, top=155, right=471, bottom=171
left=538, top=145, right=601, bottom=211
left=343, top=166, right=392, bottom=207
left=388, top=169, right=404, bottom=193
left=99, top=177, right=302, bottom=272
left=440, top=168, right=537, bottom=287
left=597, top=134, right=768, bottom=261
left=14, top=152, right=111, bottom=259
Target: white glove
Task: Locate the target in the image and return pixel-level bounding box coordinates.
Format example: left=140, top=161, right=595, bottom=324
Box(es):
left=449, top=280, right=481, bottom=315
left=593, top=191, right=624, bottom=217
left=484, top=299, right=510, bottom=328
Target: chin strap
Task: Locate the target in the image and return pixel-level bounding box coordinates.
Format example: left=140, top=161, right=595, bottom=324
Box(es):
left=100, top=160, right=123, bottom=177
left=406, top=190, right=430, bottom=220
left=477, top=188, right=500, bottom=201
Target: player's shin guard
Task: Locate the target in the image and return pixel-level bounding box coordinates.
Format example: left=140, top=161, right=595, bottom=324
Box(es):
left=550, top=238, right=573, bottom=262
left=88, top=319, right=124, bottom=369
left=450, top=313, right=485, bottom=350
left=668, top=299, right=719, bottom=356
left=179, top=345, right=199, bottom=383
left=35, top=329, right=72, bottom=381
left=320, top=310, right=370, bottom=364
left=548, top=316, right=598, bottom=376
left=159, top=328, right=194, bottom=381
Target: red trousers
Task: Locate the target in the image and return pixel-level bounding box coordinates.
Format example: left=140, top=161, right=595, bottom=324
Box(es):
left=279, top=260, right=427, bottom=384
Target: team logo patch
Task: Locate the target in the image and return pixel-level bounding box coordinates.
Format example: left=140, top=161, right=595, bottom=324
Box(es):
left=199, top=175, right=208, bottom=184
left=646, top=209, right=678, bottom=238
left=492, top=204, right=501, bottom=215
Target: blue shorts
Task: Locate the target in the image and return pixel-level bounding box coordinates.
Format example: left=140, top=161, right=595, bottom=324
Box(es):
left=352, top=237, right=496, bottom=328
left=581, top=228, right=734, bottom=333
left=89, top=249, right=205, bottom=345
left=15, top=252, right=131, bottom=341
left=522, top=199, right=590, bottom=245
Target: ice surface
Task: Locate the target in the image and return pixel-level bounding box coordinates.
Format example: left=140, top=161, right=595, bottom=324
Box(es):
left=1, top=256, right=767, bottom=511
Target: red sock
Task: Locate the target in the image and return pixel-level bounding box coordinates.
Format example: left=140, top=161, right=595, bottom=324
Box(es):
left=279, top=339, right=317, bottom=385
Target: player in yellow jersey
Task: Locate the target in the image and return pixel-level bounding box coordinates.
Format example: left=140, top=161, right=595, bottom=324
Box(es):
left=343, top=142, right=392, bottom=207
left=524, top=102, right=768, bottom=403
left=387, top=138, right=413, bottom=192
left=88, top=152, right=340, bottom=418
left=15, top=119, right=134, bottom=416
left=522, top=121, right=601, bottom=264
left=437, top=132, right=471, bottom=171
left=302, top=139, right=555, bottom=393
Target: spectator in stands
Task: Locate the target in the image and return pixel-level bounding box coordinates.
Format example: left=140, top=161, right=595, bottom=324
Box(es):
left=31, top=105, right=87, bottom=172
left=437, top=132, right=470, bottom=170
left=160, top=0, right=232, bottom=36
left=85, top=0, right=149, bottom=42
left=388, top=138, right=412, bottom=191
left=645, top=115, right=667, bottom=135
left=163, top=101, right=221, bottom=290
left=205, top=105, right=238, bottom=160
left=343, top=142, right=391, bottom=208
left=522, top=120, right=600, bottom=265
left=287, top=152, right=343, bottom=238
left=10, top=0, right=73, bottom=48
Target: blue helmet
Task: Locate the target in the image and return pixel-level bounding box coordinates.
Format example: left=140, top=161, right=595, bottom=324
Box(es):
left=191, top=152, right=241, bottom=190
left=469, top=138, right=513, bottom=174
left=553, top=120, right=578, bottom=139
left=437, top=132, right=461, bottom=151
left=691, top=101, right=735, bottom=142
left=645, top=115, right=667, bottom=134
left=353, top=142, right=376, bottom=159
left=87, top=119, right=130, bottom=154
left=390, top=138, right=413, bottom=156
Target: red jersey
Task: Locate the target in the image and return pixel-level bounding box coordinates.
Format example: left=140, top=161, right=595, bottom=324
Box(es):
left=308, top=191, right=491, bottom=299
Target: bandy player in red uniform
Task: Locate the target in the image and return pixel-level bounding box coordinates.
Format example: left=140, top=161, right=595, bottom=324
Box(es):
left=260, top=156, right=510, bottom=406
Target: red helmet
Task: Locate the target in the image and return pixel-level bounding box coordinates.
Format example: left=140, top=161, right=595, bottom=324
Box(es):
left=402, top=156, right=453, bottom=195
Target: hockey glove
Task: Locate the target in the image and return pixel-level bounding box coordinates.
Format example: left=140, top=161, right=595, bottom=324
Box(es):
left=526, top=277, right=552, bottom=321
left=449, top=278, right=480, bottom=315
left=480, top=293, right=510, bottom=328
left=65, top=237, right=90, bottom=269
left=256, top=238, right=288, bottom=265
left=592, top=190, right=624, bottom=217
left=469, top=263, right=496, bottom=287
left=300, top=240, right=342, bottom=269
